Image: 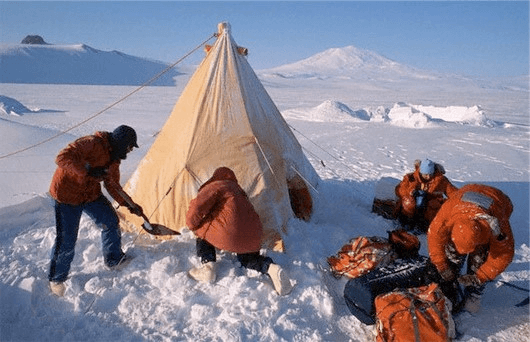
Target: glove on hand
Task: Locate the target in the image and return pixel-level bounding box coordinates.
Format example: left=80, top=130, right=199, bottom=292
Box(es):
left=413, top=189, right=427, bottom=209
left=127, top=203, right=144, bottom=217
left=439, top=267, right=456, bottom=282
left=86, top=165, right=108, bottom=179
left=458, top=274, right=482, bottom=287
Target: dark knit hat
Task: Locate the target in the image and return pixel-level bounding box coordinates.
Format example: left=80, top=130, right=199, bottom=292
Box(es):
left=111, top=125, right=138, bottom=148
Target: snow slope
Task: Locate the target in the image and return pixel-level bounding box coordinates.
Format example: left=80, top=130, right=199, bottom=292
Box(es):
left=0, top=44, right=528, bottom=342
left=0, top=43, right=181, bottom=86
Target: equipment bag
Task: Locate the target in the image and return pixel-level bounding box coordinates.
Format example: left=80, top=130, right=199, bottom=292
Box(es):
left=343, top=256, right=430, bottom=325
left=388, top=229, right=420, bottom=258
left=374, top=283, right=455, bottom=342
left=328, top=230, right=420, bottom=279
left=327, top=236, right=397, bottom=279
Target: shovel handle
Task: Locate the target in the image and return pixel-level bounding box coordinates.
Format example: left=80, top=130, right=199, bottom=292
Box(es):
left=114, top=186, right=147, bottom=220
left=111, top=185, right=167, bottom=234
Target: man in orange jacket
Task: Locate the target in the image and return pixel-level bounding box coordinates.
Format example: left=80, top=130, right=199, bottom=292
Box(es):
left=395, top=159, right=458, bottom=232
left=427, top=184, right=514, bottom=313
left=48, top=125, right=144, bottom=296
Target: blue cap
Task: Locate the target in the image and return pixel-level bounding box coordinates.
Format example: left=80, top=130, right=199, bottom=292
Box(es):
left=419, top=159, right=435, bottom=175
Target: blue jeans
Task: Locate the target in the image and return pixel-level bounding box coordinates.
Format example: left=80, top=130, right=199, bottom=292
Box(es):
left=48, top=195, right=123, bottom=282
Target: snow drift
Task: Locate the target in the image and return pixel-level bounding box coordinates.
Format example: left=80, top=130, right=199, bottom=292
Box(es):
left=283, top=100, right=497, bottom=128
left=0, top=43, right=181, bottom=86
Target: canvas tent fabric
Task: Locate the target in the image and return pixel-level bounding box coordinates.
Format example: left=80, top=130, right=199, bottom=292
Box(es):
left=118, top=22, right=319, bottom=251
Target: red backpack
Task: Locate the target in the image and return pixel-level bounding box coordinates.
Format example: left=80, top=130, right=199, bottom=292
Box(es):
left=374, top=283, right=455, bottom=342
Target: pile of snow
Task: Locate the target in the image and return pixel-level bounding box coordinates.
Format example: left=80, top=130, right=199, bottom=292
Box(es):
left=386, top=103, right=497, bottom=128
left=284, top=100, right=497, bottom=128
left=304, top=100, right=370, bottom=122
left=0, top=95, right=33, bottom=116
left=0, top=43, right=181, bottom=86
left=413, top=104, right=495, bottom=127
left=386, top=102, right=436, bottom=128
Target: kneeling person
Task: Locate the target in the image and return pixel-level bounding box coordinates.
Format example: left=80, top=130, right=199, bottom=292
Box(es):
left=428, top=184, right=514, bottom=313
left=186, top=167, right=293, bottom=296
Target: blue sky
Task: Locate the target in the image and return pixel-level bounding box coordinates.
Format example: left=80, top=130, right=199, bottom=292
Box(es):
left=1, top=1, right=528, bottom=77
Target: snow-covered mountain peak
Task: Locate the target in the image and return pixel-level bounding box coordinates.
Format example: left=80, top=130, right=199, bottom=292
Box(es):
left=260, top=45, right=433, bottom=81
left=298, top=45, right=398, bottom=70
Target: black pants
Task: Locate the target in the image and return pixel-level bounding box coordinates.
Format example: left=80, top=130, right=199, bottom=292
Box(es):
left=196, top=238, right=273, bottom=274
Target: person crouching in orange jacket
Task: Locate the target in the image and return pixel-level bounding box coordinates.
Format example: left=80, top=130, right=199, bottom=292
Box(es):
left=395, top=159, right=458, bottom=232
left=427, top=184, right=514, bottom=313
left=185, top=167, right=293, bottom=296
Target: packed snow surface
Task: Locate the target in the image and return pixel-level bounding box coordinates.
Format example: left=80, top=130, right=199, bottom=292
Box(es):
left=0, top=43, right=528, bottom=341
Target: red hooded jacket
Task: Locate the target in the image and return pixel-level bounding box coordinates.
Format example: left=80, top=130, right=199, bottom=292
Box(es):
left=428, top=184, right=514, bottom=283
left=186, top=167, right=263, bottom=254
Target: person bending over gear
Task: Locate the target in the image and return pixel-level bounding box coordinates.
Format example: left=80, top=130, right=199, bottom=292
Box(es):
left=186, top=167, right=293, bottom=296
left=395, top=158, right=458, bottom=232
left=428, top=184, right=514, bottom=313
left=48, top=125, right=144, bottom=296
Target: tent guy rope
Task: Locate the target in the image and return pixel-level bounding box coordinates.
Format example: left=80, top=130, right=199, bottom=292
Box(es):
left=0, top=33, right=217, bottom=161
left=288, top=123, right=364, bottom=179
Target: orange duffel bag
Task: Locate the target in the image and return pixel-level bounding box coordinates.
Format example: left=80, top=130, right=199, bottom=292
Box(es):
left=328, top=230, right=420, bottom=279
left=327, top=236, right=396, bottom=279
left=374, top=283, right=455, bottom=342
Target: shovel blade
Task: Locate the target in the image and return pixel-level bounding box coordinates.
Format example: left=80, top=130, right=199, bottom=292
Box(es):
left=141, top=222, right=180, bottom=236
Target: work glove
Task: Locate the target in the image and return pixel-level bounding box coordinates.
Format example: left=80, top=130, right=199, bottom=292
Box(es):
left=127, top=203, right=144, bottom=217
left=86, top=165, right=108, bottom=179
left=413, top=189, right=427, bottom=209
left=458, top=274, right=482, bottom=287
left=439, top=267, right=456, bottom=282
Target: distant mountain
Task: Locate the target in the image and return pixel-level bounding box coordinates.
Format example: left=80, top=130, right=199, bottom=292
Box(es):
left=260, top=45, right=438, bottom=81
left=0, top=43, right=181, bottom=86
left=258, top=45, right=528, bottom=91
left=20, top=35, right=49, bottom=45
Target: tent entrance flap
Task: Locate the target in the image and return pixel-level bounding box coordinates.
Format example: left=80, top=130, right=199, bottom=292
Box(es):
left=287, top=174, right=313, bottom=221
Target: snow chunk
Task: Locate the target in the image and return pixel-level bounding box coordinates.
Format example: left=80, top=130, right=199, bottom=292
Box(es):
left=415, top=104, right=496, bottom=127
left=0, top=95, right=34, bottom=116
left=387, top=102, right=434, bottom=128
left=18, top=277, right=35, bottom=292
left=387, top=102, right=496, bottom=128
left=307, top=100, right=370, bottom=122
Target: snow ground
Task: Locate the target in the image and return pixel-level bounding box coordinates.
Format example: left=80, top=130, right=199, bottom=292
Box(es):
left=0, top=45, right=528, bottom=341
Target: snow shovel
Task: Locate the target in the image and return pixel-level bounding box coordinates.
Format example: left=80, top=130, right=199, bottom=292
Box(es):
left=116, top=188, right=179, bottom=236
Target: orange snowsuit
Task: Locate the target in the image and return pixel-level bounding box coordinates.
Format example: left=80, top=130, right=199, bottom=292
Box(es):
left=395, top=163, right=458, bottom=223
left=428, top=184, right=514, bottom=284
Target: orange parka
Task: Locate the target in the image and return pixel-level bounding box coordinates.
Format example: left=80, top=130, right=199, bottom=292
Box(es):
left=186, top=167, right=263, bottom=254
left=49, top=131, right=129, bottom=206
left=395, top=162, right=458, bottom=222
left=427, top=184, right=514, bottom=284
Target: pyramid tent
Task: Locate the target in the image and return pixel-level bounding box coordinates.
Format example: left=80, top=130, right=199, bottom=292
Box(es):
left=118, top=22, right=319, bottom=251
